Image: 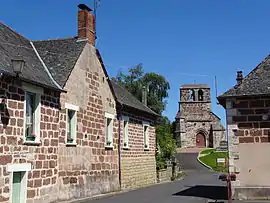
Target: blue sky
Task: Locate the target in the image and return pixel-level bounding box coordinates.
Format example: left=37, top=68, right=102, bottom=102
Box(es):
left=1, top=0, right=270, bottom=124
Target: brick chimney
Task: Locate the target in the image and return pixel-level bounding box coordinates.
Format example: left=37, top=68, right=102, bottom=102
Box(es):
left=236, top=71, right=243, bottom=85
left=78, top=4, right=96, bottom=46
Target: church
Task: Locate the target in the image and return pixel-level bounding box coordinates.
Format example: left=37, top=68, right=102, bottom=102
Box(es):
left=174, top=84, right=226, bottom=148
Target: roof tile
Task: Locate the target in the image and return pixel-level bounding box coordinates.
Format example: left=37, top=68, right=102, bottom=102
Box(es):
left=219, top=55, right=270, bottom=98
left=33, top=38, right=87, bottom=87
left=0, top=22, right=61, bottom=90
left=110, top=80, right=158, bottom=116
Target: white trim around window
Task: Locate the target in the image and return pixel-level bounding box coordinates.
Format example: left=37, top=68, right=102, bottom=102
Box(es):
left=143, top=121, right=150, bottom=150
left=105, top=112, right=115, bottom=119
left=7, top=163, right=32, bottom=172
left=65, top=103, right=79, bottom=111
left=105, top=112, right=115, bottom=148
left=65, top=103, right=79, bottom=145
left=8, top=163, right=31, bottom=203
left=22, top=83, right=43, bottom=144
left=122, top=116, right=129, bottom=149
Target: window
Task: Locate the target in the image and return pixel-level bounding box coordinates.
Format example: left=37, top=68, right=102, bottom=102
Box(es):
left=143, top=122, right=150, bottom=150
left=105, top=112, right=114, bottom=148
left=7, top=163, right=31, bottom=203
left=122, top=116, right=129, bottom=149
left=198, top=89, right=204, bottom=101
left=65, top=103, right=78, bottom=145
left=188, top=89, right=195, bottom=101
left=23, top=84, right=42, bottom=143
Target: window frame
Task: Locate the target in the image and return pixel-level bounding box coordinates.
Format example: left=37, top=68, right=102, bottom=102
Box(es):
left=122, top=116, right=129, bottom=149
left=105, top=112, right=115, bottom=148
left=143, top=121, right=150, bottom=150
left=7, top=163, right=31, bottom=203
left=65, top=103, right=79, bottom=146
left=22, top=83, right=43, bottom=144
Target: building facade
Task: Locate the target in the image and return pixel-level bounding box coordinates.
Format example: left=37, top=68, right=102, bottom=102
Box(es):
left=0, top=4, right=157, bottom=203
left=218, top=56, right=270, bottom=200
left=175, top=84, right=226, bottom=148
left=111, top=81, right=157, bottom=190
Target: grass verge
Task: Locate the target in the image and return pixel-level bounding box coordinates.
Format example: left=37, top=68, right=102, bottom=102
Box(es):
left=199, top=148, right=228, bottom=172
left=199, top=148, right=215, bottom=155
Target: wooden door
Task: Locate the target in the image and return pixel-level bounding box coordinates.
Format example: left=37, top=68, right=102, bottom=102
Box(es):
left=196, top=133, right=206, bottom=147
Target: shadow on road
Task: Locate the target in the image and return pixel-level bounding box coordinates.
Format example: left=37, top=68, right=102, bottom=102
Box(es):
left=173, top=185, right=227, bottom=200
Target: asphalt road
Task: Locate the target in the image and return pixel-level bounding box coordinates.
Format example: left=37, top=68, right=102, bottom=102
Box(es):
left=85, top=152, right=228, bottom=203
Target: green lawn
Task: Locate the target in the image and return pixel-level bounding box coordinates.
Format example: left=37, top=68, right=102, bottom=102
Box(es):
left=199, top=149, right=228, bottom=172
left=199, top=148, right=215, bottom=155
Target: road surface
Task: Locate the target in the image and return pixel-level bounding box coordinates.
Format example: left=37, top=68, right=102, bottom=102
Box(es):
left=85, top=148, right=227, bottom=203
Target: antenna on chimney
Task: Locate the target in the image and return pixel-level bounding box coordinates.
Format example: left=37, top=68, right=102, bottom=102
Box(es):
left=93, top=0, right=101, bottom=39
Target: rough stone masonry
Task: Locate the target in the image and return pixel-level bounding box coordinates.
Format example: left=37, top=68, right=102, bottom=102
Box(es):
left=174, top=84, right=226, bottom=148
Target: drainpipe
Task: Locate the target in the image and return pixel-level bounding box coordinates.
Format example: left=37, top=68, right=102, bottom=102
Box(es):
left=117, top=103, right=123, bottom=190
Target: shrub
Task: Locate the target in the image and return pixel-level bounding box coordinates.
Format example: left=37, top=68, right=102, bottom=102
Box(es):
left=156, top=122, right=177, bottom=170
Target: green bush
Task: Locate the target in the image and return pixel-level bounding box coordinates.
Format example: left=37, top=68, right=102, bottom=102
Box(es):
left=156, top=122, right=177, bottom=170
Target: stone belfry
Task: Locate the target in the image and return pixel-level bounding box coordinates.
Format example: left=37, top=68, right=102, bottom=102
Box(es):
left=174, top=84, right=225, bottom=148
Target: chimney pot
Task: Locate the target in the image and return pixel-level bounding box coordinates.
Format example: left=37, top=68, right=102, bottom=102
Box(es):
left=77, top=4, right=96, bottom=46
left=236, top=71, right=243, bottom=85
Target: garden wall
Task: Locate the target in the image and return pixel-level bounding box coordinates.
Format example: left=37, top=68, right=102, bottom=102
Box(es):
left=157, top=165, right=173, bottom=183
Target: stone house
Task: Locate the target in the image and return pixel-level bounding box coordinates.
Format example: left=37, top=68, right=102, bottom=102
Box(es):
left=110, top=81, right=157, bottom=189
left=218, top=55, right=270, bottom=200
left=0, top=4, right=158, bottom=203
left=175, top=84, right=226, bottom=148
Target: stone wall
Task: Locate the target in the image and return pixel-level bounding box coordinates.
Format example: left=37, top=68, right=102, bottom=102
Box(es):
left=225, top=97, right=270, bottom=200
left=56, top=44, right=120, bottom=202
left=0, top=76, right=60, bottom=203
left=119, top=112, right=157, bottom=190
left=157, top=165, right=172, bottom=183
left=181, top=119, right=225, bottom=148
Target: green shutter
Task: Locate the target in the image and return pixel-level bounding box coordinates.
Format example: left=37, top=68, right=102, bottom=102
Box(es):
left=12, top=172, right=23, bottom=203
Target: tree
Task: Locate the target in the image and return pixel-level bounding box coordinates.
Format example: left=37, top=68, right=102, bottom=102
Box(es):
left=112, top=64, right=176, bottom=170
left=112, top=64, right=170, bottom=115
left=156, top=120, right=177, bottom=170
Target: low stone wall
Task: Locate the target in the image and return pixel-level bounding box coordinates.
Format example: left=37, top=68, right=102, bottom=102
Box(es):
left=234, top=187, right=270, bottom=200
left=157, top=165, right=173, bottom=183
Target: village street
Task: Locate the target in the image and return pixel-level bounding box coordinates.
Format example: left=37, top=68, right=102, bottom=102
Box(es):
left=85, top=148, right=267, bottom=203
left=85, top=148, right=226, bottom=203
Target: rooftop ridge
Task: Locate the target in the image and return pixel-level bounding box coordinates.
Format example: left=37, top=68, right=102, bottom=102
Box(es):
left=32, top=36, right=79, bottom=42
